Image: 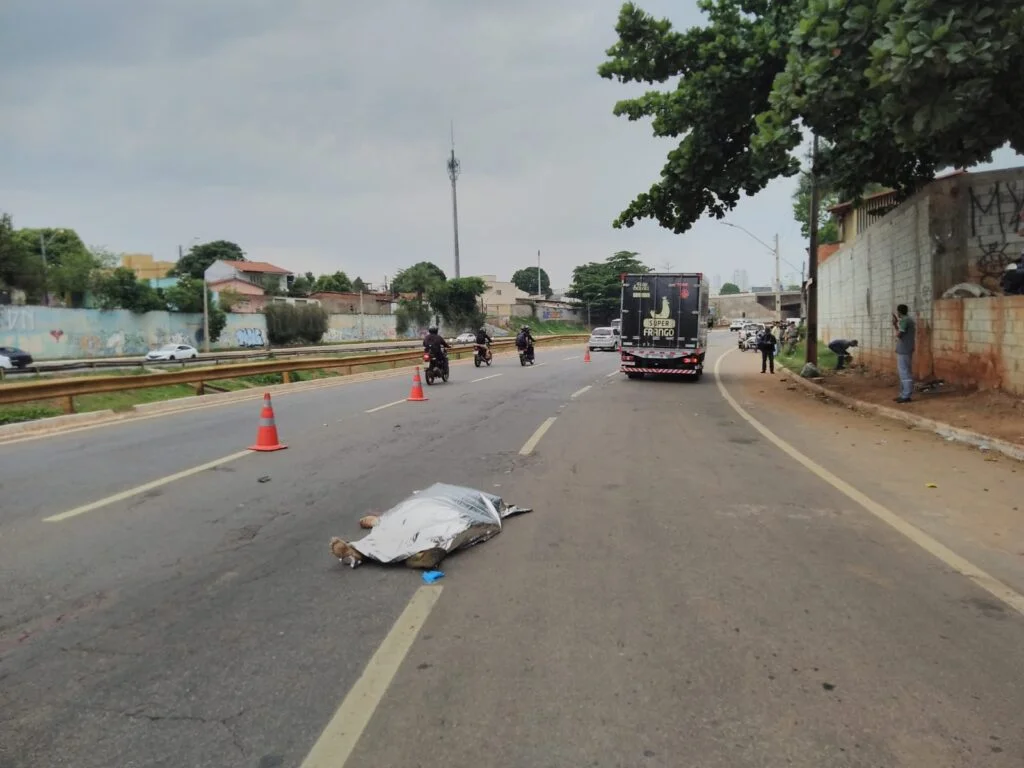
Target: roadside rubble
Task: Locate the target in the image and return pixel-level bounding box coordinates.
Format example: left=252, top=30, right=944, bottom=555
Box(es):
left=330, top=483, right=532, bottom=571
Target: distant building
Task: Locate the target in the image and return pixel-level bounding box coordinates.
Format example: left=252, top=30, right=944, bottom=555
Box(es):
left=309, top=291, right=392, bottom=316
left=122, top=253, right=177, bottom=281
left=205, top=260, right=294, bottom=294
left=476, top=275, right=530, bottom=327
left=731, top=269, right=750, bottom=292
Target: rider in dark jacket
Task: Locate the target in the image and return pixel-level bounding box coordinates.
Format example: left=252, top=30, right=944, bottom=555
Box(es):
left=475, top=326, right=492, bottom=345
left=422, top=327, right=450, bottom=365
left=515, top=326, right=535, bottom=359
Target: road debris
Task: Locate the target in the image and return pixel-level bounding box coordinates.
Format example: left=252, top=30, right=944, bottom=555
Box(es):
left=422, top=570, right=445, bottom=584
left=330, top=483, right=532, bottom=570
left=257, top=475, right=271, bottom=483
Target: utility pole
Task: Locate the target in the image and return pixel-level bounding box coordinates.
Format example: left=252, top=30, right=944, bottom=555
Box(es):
left=773, top=233, right=782, bottom=325
left=800, top=261, right=807, bottom=320
left=447, top=123, right=461, bottom=278
left=202, top=271, right=210, bottom=353
left=806, top=134, right=820, bottom=366
left=537, top=249, right=542, bottom=296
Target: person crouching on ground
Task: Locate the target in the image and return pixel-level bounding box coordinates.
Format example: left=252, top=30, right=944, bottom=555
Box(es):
left=827, top=338, right=858, bottom=370
left=758, top=325, right=778, bottom=374
left=892, top=304, right=916, bottom=403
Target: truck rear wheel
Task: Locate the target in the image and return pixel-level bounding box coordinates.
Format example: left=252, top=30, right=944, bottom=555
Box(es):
left=626, top=372, right=643, bottom=380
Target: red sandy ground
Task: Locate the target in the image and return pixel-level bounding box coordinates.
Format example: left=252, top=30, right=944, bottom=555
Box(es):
left=802, top=364, right=1024, bottom=447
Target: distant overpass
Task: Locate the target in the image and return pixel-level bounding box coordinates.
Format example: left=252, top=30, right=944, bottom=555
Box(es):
left=710, top=290, right=803, bottom=321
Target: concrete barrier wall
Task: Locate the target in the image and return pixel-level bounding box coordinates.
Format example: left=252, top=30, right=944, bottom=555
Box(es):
left=0, top=306, right=426, bottom=358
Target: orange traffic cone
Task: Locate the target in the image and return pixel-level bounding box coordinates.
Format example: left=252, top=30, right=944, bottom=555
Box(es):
left=407, top=366, right=428, bottom=402
left=583, top=347, right=592, bottom=363
left=249, top=393, right=287, bottom=451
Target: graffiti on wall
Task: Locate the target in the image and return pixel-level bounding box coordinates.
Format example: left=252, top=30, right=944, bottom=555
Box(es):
left=968, top=181, right=1024, bottom=290
left=235, top=327, right=265, bottom=347
left=0, top=307, right=35, bottom=332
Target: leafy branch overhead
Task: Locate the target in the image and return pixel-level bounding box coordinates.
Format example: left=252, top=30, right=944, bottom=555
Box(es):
left=599, top=1, right=1024, bottom=234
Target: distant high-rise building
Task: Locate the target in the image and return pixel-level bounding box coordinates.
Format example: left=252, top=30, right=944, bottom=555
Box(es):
left=712, top=273, right=722, bottom=294
left=731, top=269, right=750, bottom=292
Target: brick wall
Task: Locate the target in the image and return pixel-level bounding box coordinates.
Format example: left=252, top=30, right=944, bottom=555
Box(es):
left=818, top=166, right=1024, bottom=392
left=818, top=193, right=934, bottom=376
left=932, top=296, right=1024, bottom=395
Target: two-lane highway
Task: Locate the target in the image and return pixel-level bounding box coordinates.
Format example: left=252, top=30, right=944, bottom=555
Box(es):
left=2, top=334, right=1023, bottom=767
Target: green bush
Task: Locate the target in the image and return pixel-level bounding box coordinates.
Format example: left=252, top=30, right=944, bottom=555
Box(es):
left=264, top=303, right=329, bottom=345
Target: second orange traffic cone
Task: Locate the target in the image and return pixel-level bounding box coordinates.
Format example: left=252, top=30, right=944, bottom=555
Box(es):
left=249, top=393, right=287, bottom=452
left=407, top=366, right=428, bottom=402
left=583, top=346, right=591, bottom=363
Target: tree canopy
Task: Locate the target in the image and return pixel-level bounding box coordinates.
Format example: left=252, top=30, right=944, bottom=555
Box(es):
left=311, top=271, right=353, bottom=293
left=172, top=240, right=245, bottom=279
left=599, top=1, right=1024, bottom=234
left=392, top=261, right=446, bottom=296
left=719, top=282, right=741, bottom=295
left=566, top=251, right=648, bottom=325
left=511, top=267, right=552, bottom=297
left=428, top=276, right=487, bottom=331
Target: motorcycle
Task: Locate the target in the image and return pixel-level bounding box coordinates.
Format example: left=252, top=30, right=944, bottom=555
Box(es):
left=473, top=342, right=492, bottom=367
left=518, top=343, right=535, bottom=366
left=422, top=350, right=450, bottom=385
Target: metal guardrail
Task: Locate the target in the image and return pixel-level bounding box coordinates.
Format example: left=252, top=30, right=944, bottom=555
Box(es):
left=0, top=335, right=587, bottom=413
left=0, top=338, right=433, bottom=377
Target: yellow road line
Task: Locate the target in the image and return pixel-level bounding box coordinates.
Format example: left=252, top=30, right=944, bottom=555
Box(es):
left=519, top=416, right=557, bottom=456
left=43, top=450, right=253, bottom=523
left=299, top=586, right=443, bottom=768
left=365, top=399, right=405, bottom=414
left=713, top=350, right=1024, bottom=618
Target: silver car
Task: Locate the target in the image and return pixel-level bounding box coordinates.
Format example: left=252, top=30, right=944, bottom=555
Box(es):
left=588, top=327, right=620, bottom=352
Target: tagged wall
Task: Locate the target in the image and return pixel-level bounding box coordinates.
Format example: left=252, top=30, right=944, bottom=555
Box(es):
left=818, top=166, right=1024, bottom=391
left=322, top=314, right=415, bottom=343
left=0, top=306, right=267, bottom=359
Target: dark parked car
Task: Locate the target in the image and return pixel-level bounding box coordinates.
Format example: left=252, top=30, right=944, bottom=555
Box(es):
left=0, top=346, right=34, bottom=368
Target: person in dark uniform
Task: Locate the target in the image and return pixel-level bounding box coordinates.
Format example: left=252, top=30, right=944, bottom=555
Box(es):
left=758, top=325, right=778, bottom=374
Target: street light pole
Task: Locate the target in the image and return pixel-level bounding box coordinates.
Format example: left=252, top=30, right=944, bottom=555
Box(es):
left=447, top=123, right=462, bottom=279
left=537, top=250, right=542, bottom=296
left=774, top=233, right=782, bottom=324
left=202, top=274, right=210, bottom=353
left=806, top=134, right=821, bottom=366
left=39, top=229, right=63, bottom=306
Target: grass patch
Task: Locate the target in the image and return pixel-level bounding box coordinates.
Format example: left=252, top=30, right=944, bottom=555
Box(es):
left=75, top=385, right=200, bottom=413
left=775, top=340, right=838, bottom=373
left=0, top=403, right=65, bottom=425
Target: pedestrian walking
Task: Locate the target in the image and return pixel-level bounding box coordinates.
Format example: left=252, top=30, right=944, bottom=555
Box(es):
left=892, top=304, right=915, bottom=403
left=758, top=325, right=777, bottom=374
left=827, top=338, right=858, bottom=370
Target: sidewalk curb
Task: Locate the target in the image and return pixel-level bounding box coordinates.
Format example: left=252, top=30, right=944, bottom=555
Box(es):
left=782, top=370, right=1024, bottom=463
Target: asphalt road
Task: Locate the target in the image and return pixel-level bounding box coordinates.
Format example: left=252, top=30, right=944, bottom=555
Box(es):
left=1, top=334, right=1022, bottom=767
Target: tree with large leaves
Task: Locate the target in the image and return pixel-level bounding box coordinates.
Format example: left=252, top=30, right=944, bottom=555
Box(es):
left=511, top=267, right=552, bottom=297
left=567, top=251, right=648, bottom=325
left=600, top=1, right=1024, bottom=233
left=427, top=276, right=487, bottom=331
left=172, top=240, right=246, bottom=279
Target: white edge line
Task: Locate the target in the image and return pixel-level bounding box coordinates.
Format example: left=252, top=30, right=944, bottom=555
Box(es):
left=365, top=399, right=406, bottom=413
left=712, top=349, right=1024, bottom=618
left=519, top=416, right=557, bottom=456
left=564, top=355, right=579, bottom=360
left=570, top=385, right=592, bottom=399
left=299, top=586, right=443, bottom=768
left=606, top=370, right=620, bottom=378
left=471, top=374, right=503, bottom=383
left=43, top=449, right=253, bottom=522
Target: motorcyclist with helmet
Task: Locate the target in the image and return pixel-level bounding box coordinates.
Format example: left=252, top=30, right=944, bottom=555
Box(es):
left=422, top=326, right=451, bottom=375
left=474, top=326, right=493, bottom=363
left=515, top=325, right=536, bottom=362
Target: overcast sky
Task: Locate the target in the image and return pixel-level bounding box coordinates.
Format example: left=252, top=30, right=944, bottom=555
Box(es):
left=2, top=0, right=1020, bottom=292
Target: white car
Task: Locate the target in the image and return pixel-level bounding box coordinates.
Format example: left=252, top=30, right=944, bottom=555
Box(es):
left=0, top=354, right=11, bottom=370
left=729, top=320, right=745, bottom=332
left=453, top=332, right=477, bottom=344
left=588, top=327, right=620, bottom=352
left=145, top=344, right=199, bottom=361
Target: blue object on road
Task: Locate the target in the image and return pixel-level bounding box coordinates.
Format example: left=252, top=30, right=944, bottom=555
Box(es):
left=422, top=570, right=445, bottom=584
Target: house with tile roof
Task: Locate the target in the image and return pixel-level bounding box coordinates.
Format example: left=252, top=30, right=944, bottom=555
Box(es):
left=205, top=259, right=294, bottom=294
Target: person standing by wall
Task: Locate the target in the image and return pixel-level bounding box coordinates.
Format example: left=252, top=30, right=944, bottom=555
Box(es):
left=758, top=324, right=778, bottom=374
left=892, top=304, right=915, bottom=403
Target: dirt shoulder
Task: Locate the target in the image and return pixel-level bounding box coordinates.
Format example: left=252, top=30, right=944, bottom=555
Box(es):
left=778, top=352, right=1024, bottom=448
